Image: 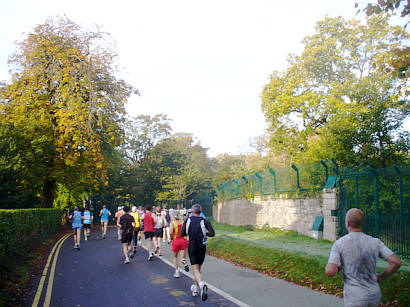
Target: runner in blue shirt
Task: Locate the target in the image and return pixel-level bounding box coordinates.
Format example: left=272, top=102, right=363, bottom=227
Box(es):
left=82, top=206, right=93, bottom=241
left=99, top=205, right=111, bottom=239
left=69, top=207, right=82, bottom=250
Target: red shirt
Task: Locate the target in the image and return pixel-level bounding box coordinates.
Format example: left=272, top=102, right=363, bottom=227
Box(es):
left=143, top=212, right=155, bottom=232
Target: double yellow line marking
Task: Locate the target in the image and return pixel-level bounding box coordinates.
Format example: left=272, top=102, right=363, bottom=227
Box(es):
left=32, top=233, right=71, bottom=307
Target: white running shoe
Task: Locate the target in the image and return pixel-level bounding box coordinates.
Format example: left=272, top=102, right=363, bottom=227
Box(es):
left=124, top=258, right=130, bottom=264
left=199, top=281, right=208, bottom=301
left=190, top=284, right=199, bottom=297
left=85, top=237, right=87, bottom=241
left=148, top=253, right=154, bottom=261
left=173, top=271, right=181, bottom=278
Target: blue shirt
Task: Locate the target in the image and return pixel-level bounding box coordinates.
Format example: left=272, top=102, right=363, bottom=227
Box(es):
left=83, top=211, right=92, bottom=224
left=101, top=208, right=109, bottom=221
left=71, top=211, right=82, bottom=225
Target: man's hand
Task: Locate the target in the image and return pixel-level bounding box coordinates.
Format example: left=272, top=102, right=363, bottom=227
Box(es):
left=377, top=254, right=401, bottom=283
left=325, top=263, right=341, bottom=277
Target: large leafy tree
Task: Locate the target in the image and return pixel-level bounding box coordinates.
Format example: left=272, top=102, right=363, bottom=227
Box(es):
left=0, top=17, right=134, bottom=207
left=261, top=14, right=409, bottom=167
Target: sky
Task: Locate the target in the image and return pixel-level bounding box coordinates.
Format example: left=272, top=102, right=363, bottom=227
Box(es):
left=0, top=0, right=392, bottom=157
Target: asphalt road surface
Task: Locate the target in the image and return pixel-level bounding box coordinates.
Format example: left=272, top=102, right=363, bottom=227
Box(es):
left=26, top=227, right=238, bottom=307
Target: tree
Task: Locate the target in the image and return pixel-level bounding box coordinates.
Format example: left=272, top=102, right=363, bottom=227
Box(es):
left=125, top=114, right=172, bottom=164
left=261, top=14, right=409, bottom=167
left=0, top=17, right=134, bottom=207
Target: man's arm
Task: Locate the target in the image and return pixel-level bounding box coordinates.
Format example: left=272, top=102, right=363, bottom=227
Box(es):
left=204, top=220, right=215, bottom=237
left=377, top=254, right=401, bottom=283
left=180, top=219, right=188, bottom=237
left=325, top=263, right=340, bottom=277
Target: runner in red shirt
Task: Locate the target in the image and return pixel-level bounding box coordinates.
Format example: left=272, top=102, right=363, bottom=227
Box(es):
left=142, top=205, right=157, bottom=261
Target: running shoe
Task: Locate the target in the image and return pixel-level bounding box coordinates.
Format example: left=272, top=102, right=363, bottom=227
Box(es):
left=190, top=284, right=199, bottom=297
left=130, top=251, right=134, bottom=259
left=85, top=237, right=87, bottom=241
left=199, top=282, right=208, bottom=301
left=182, top=259, right=189, bottom=272
left=173, top=271, right=181, bottom=278
left=124, top=258, right=130, bottom=264
left=148, top=253, right=154, bottom=261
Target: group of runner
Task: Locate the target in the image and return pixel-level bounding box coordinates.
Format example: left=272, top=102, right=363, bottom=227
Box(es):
left=69, top=200, right=215, bottom=301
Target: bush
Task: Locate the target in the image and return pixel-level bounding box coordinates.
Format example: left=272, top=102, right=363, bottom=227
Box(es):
left=0, top=208, right=64, bottom=274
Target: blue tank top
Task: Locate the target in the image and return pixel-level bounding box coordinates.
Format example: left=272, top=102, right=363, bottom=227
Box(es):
left=83, top=211, right=92, bottom=224
left=72, top=211, right=82, bottom=225
left=101, top=209, right=109, bottom=221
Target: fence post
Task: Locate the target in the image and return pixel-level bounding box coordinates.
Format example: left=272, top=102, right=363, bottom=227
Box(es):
left=320, top=160, right=329, bottom=183
left=232, top=179, right=239, bottom=197
left=355, top=176, right=359, bottom=208
left=269, top=168, right=277, bottom=194
left=369, top=165, right=380, bottom=238
left=394, top=165, right=404, bottom=253
left=229, top=181, right=233, bottom=200
left=291, top=164, right=301, bottom=190
left=255, top=173, right=263, bottom=195
left=331, top=158, right=339, bottom=175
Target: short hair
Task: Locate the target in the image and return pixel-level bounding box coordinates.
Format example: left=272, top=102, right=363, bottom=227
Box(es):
left=173, top=210, right=181, bottom=220
left=103, top=205, right=106, bottom=208
left=84, top=206, right=90, bottom=211
left=156, top=207, right=161, bottom=213
left=346, top=208, right=364, bottom=229
left=123, top=205, right=130, bottom=213
left=146, top=204, right=152, bottom=211
left=74, top=206, right=79, bottom=211
left=191, top=204, right=202, bottom=214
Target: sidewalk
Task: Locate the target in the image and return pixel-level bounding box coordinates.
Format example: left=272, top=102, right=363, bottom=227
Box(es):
left=151, top=240, right=344, bottom=307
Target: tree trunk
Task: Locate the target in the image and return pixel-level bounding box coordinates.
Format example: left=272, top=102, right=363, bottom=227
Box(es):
left=41, top=179, right=56, bottom=207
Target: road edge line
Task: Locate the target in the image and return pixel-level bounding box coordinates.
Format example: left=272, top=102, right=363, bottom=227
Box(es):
left=43, top=233, right=71, bottom=307
left=141, top=245, right=251, bottom=307
left=31, top=233, right=70, bottom=307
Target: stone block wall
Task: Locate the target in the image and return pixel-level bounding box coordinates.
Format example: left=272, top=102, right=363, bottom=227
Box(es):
left=214, top=189, right=339, bottom=241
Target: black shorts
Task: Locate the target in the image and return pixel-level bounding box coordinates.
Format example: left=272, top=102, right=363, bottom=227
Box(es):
left=121, top=232, right=133, bottom=244
left=154, top=228, right=163, bottom=238
left=144, top=231, right=154, bottom=240
left=83, top=224, right=91, bottom=229
left=188, top=240, right=206, bottom=266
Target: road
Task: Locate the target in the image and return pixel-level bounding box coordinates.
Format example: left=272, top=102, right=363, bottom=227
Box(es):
left=26, top=226, right=343, bottom=307
left=26, top=228, right=238, bottom=307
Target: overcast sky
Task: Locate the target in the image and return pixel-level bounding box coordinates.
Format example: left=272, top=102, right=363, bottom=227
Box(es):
left=0, top=0, right=392, bottom=156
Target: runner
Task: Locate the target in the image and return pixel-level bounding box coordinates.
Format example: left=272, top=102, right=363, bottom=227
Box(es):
left=82, top=206, right=93, bottom=241
left=69, top=207, right=83, bottom=250
left=162, top=205, right=171, bottom=244
left=170, top=210, right=189, bottom=277
left=181, top=204, right=215, bottom=301
left=142, top=204, right=157, bottom=261
left=137, top=206, right=144, bottom=242
left=118, top=206, right=135, bottom=264
left=99, top=205, right=111, bottom=238
left=130, top=206, right=140, bottom=255
left=153, top=207, right=166, bottom=256
left=114, top=206, right=124, bottom=240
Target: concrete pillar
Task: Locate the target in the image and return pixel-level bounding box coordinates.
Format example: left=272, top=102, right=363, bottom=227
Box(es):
left=322, top=188, right=338, bottom=241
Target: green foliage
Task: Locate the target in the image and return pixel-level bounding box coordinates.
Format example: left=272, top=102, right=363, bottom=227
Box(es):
left=0, top=208, right=63, bottom=274
left=261, top=14, right=409, bottom=167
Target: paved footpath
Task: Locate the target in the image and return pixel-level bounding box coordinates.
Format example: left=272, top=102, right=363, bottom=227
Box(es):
left=26, top=227, right=343, bottom=307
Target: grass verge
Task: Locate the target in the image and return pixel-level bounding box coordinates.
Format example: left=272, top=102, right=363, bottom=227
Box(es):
left=207, top=222, right=410, bottom=307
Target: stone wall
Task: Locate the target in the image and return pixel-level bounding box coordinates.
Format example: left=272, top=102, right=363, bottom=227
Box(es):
left=213, top=189, right=338, bottom=241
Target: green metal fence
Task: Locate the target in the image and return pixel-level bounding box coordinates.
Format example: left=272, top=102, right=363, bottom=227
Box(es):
left=217, top=159, right=338, bottom=200
left=337, top=164, right=409, bottom=258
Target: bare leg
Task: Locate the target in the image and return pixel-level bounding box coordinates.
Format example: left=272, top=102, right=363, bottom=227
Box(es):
left=146, top=237, right=153, bottom=254
left=122, top=243, right=129, bottom=259
left=192, top=264, right=202, bottom=286
left=104, top=222, right=108, bottom=236
left=173, top=251, right=179, bottom=271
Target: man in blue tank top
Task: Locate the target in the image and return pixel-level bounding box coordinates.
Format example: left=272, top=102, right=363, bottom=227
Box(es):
left=99, top=205, right=111, bottom=239
left=69, top=207, right=83, bottom=250
left=82, top=206, right=93, bottom=241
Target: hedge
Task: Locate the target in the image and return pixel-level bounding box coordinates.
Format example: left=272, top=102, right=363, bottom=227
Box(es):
left=0, top=208, right=64, bottom=273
